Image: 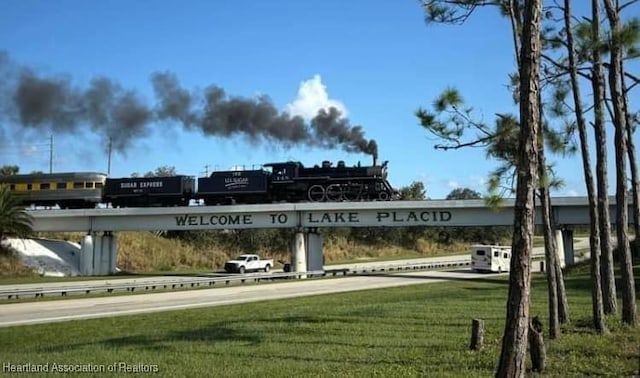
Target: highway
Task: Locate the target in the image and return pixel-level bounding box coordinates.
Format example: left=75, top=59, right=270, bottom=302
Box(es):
left=0, top=239, right=589, bottom=328
left=0, top=269, right=490, bottom=328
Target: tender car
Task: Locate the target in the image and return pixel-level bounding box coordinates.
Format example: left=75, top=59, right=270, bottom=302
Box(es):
left=224, top=254, right=273, bottom=274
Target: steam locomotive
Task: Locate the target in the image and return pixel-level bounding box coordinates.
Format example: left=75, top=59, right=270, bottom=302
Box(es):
left=0, top=159, right=396, bottom=208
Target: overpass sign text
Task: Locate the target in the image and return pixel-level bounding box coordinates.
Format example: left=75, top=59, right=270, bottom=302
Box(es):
left=174, top=212, right=297, bottom=229
left=304, top=210, right=452, bottom=226
left=171, top=209, right=455, bottom=229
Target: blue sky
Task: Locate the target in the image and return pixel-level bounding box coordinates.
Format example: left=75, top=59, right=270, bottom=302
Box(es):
left=0, top=0, right=637, bottom=199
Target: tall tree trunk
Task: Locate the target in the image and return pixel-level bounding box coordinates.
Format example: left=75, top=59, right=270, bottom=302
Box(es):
left=625, top=123, right=640, bottom=238
left=538, top=181, right=559, bottom=338
left=622, top=68, right=640, bottom=239
left=529, top=69, right=560, bottom=338
left=537, top=88, right=559, bottom=338
left=525, top=0, right=569, bottom=328
left=496, top=1, right=542, bottom=376
left=603, top=0, right=638, bottom=327
left=564, top=0, right=607, bottom=332
left=555, top=254, right=570, bottom=323
left=591, top=0, right=617, bottom=315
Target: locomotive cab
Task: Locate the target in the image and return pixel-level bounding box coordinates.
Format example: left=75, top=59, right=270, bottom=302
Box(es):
left=264, top=161, right=300, bottom=182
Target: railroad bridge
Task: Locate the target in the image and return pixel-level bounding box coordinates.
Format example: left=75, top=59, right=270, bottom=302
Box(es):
left=28, top=197, right=626, bottom=275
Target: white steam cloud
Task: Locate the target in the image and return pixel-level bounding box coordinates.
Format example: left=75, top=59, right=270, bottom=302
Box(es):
left=286, top=75, right=348, bottom=120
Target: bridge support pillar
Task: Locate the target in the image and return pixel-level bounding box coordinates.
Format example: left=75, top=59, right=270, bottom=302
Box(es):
left=559, top=228, right=575, bottom=266
left=553, top=229, right=566, bottom=268
left=306, top=230, right=324, bottom=272
left=291, top=230, right=307, bottom=276
left=80, top=234, right=94, bottom=275
left=79, top=232, right=118, bottom=275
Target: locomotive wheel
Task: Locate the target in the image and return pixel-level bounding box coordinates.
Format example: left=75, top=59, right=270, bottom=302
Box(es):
left=343, top=184, right=363, bottom=201
left=308, top=185, right=326, bottom=202
left=378, top=191, right=390, bottom=201
left=326, top=184, right=343, bottom=202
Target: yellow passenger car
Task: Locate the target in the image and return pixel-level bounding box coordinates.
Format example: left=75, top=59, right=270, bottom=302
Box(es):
left=0, top=172, right=107, bottom=208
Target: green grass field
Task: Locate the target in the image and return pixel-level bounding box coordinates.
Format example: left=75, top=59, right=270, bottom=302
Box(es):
left=1, top=267, right=638, bottom=377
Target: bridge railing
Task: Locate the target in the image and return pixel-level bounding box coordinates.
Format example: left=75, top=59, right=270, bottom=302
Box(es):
left=0, top=270, right=326, bottom=300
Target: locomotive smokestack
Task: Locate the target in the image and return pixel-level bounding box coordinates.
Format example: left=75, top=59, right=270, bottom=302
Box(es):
left=373, top=155, right=377, bottom=166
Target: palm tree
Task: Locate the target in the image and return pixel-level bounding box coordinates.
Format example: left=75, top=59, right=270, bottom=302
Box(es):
left=0, top=185, right=33, bottom=242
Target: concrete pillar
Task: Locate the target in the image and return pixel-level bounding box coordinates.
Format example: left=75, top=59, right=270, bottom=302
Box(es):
left=306, top=231, right=324, bottom=272
left=97, top=234, right=109, bottom=275
left=97, top=232, right=118, bottom=275
left=79, top=232, right=118, bottom=275
left=561, top=228, right=575, bottom=266
left=554, top=229, right=566, bottom=268
left=109, top=233, right=118, bottom=274
left=80, top=234, right=95, bottom=275
left=290, top=230, right=307, bottom=274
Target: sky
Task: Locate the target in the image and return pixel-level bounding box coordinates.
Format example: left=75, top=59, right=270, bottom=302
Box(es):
left=0, top=0, right=638, bottom=199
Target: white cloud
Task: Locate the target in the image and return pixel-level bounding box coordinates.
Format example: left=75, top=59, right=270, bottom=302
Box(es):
left=565, top=189, right=579, bottom=197
left=20, top=144, right=40, bottom=158
left=447, top=180, right=459, bottom=189
left=470, top=175, right=487, bottom=189
left=286, top=75, right=348, bottom=120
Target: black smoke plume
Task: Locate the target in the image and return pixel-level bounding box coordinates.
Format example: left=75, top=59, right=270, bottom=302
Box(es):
left=0, top=52, right=378, bottom=159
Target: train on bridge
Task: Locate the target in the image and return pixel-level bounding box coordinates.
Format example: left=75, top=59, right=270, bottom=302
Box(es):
left=0, top=159, right=397, bottom=208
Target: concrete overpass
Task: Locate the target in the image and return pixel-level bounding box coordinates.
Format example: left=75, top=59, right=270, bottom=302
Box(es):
left=26, top=197, right=626, bottom=275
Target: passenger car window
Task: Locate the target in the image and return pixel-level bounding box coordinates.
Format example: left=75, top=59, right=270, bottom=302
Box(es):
left=40, top=183, right=50, bottom=190
left=73, top=182, right=83, bottom=189
left=57, top=182, right=66, bottom=189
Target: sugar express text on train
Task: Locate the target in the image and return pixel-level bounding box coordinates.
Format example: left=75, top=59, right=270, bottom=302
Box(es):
left=0, top=159, right=397, bottom=208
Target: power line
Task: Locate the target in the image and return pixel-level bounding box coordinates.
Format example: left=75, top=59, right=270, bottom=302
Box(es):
left=0, top=144, right=50, bottom=150
left=0, top=137, right=55, bottom=173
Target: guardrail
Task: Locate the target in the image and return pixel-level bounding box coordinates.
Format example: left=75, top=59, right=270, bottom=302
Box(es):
left=0, top=270, right=324, bottom=300
left=325, top=259, right=471, bottom=276
left=0, top=260, right=474, bottom=300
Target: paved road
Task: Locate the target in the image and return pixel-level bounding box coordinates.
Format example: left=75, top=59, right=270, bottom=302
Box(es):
left=0, top=270, right=491, bottom=328
left=0, top=238, right=590, bottom=328
left=0, top=237, right=589, bottom=293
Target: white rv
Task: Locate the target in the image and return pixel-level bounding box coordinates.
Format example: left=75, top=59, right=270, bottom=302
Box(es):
left=471, top=245, right=511, bottom=273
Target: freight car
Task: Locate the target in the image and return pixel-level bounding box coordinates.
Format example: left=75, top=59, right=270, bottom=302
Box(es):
left=103, top=176, right=195, bottom=207
left=197, top=159, right=396, bottom=205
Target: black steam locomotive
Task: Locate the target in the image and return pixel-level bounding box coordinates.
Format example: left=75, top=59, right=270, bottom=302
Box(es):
left=198, top=159, right=396, bottom=205
left=0, top=159, right=396, bottom=208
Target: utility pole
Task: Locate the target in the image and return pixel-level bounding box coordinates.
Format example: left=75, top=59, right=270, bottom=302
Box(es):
left=49, top=134, right=53, bottom=173
left=107, top=137, right=112, bottom=176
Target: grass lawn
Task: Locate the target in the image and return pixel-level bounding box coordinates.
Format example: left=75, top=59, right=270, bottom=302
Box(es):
left=1, top=267, right=638, bottom=377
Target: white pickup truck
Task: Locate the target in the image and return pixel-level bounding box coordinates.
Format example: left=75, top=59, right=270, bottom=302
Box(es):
left=224, top=254, right=273, bottom=274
